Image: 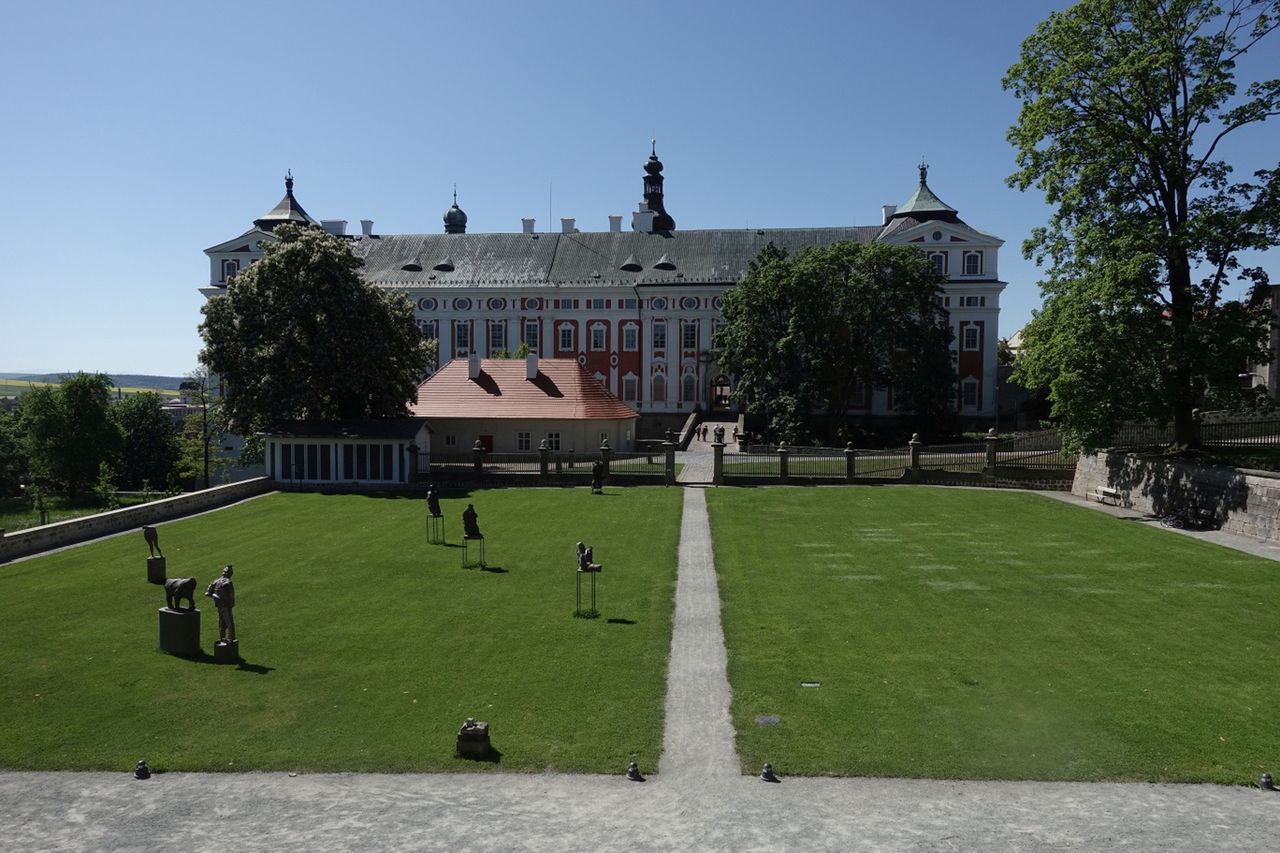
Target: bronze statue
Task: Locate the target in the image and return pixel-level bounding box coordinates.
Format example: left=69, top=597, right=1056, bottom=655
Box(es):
left=204, top=565, right=236, bottom=643
left=590, top=460, right=603, bottom=494
left=427, top=488, right=442, bottom=519
left=143, top=526, right=162, bottom=558
left=164, top=577, right=197, bottom=610
left=576, top=541, right=602, bottom=573
left=462, top=504, right=482, bottom=539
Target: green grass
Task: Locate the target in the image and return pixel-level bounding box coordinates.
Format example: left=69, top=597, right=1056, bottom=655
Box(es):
left=0, top=494, right=159, bottom=532
left=0, top=487, right=682, bottom=773
left=707, top=486, right=1280, bottom=783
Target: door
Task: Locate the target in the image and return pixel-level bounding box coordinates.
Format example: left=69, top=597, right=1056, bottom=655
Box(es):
left=479, top=435, right=494, bottom=452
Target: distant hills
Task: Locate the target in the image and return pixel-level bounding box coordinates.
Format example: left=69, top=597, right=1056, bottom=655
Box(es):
left=0, top=373, right=187, bottom=395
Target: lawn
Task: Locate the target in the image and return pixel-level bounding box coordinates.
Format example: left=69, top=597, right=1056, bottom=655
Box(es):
left=707, top=486, right=1280, bottom=783
left=0, top=487, right=682, bottom=773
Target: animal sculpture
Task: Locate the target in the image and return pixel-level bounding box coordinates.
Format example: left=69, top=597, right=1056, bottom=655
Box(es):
left=164, top=577, right=197, bottom=610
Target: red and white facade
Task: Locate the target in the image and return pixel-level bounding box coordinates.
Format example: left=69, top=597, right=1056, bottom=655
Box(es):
left=203, top=156, right=1006, bottom=427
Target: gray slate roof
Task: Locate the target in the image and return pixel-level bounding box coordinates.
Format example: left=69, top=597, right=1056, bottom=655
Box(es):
left=349, top=227, right=884, bottom=289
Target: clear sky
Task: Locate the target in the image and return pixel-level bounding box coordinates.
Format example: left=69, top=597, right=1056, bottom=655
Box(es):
left=1, top=0, right=1276, bottom=376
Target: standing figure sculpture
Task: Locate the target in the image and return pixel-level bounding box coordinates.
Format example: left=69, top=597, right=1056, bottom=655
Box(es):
left=143, top=526, right=162, bottom=558
left=427, top=488, right=442, bottom=519
left=204, top=565, right=236, bottom=643
left=590, top=460, right=604, bottom=494
left=462, top=504, right=482, bottom=539
left=576, top=541, right=602, bottom=573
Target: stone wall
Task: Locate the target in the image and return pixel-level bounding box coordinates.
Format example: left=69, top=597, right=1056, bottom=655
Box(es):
left=1073, top=452, right=1279, bottom=543
left=0, top=478, right=274, bottom=563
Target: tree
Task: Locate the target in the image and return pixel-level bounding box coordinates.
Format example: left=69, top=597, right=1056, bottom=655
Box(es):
left=110, top=392, right=180, bottom=490
left=199, top=224, right=434, bottom=437
left=714, top=241, right=955, bottom=444
left=1006, top=0, right=1280, bottom=450
left=177, top=367, right=225, bottom=489
left=22, top=373, right=121, bottom=500
left=0, top=407, right=27, bottom=498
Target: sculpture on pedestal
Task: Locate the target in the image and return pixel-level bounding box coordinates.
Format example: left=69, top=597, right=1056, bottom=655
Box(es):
left=462, top=504, right=482, bottom=539
left=164, top=577, right=197, bottom=611
left=143, top=526, right=162, bottom=558
left=204, top=565, right=236, bottom=643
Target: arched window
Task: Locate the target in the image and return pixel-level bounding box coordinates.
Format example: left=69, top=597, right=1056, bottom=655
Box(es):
left=652, top=374, right=666, bottom=403
left=963, top=252, right=982, bottom=276
left=682, top=373, right=697, bottom=403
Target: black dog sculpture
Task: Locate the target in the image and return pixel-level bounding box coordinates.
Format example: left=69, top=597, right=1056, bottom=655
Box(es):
left=164, top=577, right=197, bottom=611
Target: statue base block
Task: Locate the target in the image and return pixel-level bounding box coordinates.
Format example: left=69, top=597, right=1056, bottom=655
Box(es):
left=456, top=721, right=491, bottom=760
left=146, top=556, right=166, bottom=585
left=213, top=639, right=240, bottom=664
left=158, top=607, right=200, bottom=656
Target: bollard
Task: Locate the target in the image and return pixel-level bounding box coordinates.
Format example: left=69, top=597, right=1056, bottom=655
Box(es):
left=712, top=440, right=725, bottom=486
left=778, top=444, right=790, bottom=483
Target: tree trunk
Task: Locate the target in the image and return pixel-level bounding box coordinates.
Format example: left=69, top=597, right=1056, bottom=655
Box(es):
left=1167, top=252, right=1199, bottom=449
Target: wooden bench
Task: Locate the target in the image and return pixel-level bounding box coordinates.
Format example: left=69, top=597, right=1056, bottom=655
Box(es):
left=1093, top=485, right=1123, bottom=505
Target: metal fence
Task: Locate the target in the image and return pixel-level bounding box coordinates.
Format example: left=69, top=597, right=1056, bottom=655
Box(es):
left=996, top=431, right=1079, bottom=470
left=852, top=447, right=911, bottom=479
left=917, top=441, right=986, bottom=473
left=1110, top=417, right=1280, bottom=450
left=786, top=446, right=847, bottom=478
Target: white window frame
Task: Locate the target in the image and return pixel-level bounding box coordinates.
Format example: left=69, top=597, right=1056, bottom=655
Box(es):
left=622, top=374, right=638, bottom=401
left=420, top=319, right=438, bottom=341
left=681, top=321, right=698, bottom=351
left=961, top=378, right=979, bottom=409
left=652, top=374, right=666, bottom=403
left=524, top=320, right=539, bottom=353
left=962, top=326, right=980, bottom=351
left=546, top=431, right=561, bottom=451
left=221, top=259, right=239, bottom=282
left=652, top=321, right=667, bottom=350
left=517, top=431, right=530, bottom=451
left=488, top=321, right=506, bottom=354
left=558, top=324, right=575, bottom=353
left=681, top=372, right=697, bottom=402
left=929, top=252, right=947, bottom=276
left=454, top=321, right=471, bottom=352
left=590, top=323, right=607, bottom=352
left=963, top=251, right=982, bottom=276
left=622, top=325, right=638, bottom=351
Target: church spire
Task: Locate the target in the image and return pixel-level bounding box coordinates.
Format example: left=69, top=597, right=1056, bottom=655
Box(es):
left=641, top=140, right=675, bottom=232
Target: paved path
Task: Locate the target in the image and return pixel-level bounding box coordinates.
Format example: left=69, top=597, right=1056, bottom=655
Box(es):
left=3, top=483, right=1280, bottom=850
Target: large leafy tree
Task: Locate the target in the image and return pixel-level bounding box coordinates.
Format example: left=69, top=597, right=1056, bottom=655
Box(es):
left=22, top=373, right=121, bottom=500
left=200, top=224, right=434, bottom=436
left=714, top=241, right=955, bottom=444
left=0, top=407, right=27, bottom=498
left=1006, top=0, right=1280, bottom=449
left=110, top=392, right=180, bottom=491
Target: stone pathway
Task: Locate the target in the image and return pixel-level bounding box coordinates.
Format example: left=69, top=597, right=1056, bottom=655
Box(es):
left=3, top=484, right=1280, bottom=850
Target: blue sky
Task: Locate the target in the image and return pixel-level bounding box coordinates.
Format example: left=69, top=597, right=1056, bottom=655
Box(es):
left=1, top=0, right=1276, bottom=376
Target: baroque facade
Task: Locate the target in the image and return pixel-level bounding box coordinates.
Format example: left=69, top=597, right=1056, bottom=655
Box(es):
left=202, top=151, right=1007, bottom=428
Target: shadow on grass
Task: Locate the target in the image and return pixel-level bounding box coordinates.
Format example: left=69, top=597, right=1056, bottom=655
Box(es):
left=457, top=746, right=504, bottom=764
left=480, top=565, right=508, bottom=574
left=606, top=618, right=636, bottom=625
left=166, top=650, right=275, bottom=674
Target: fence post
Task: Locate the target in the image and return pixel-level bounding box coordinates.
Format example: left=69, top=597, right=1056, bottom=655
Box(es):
left=663, top=436, right=676, bottom=486
left=845, top=442, right=856, bottom=482
left=600, top=438, right=611, bottom=477
left=778, top=444, right=790, bottom=483
left=472, top=440, right=485, bottom=476
left=909, top=433, right=922, bottom=482
left=984, top=428, right=999, bottom=481
left=406, top=441, right=419, bottom=485
left=539, top=440, right=549, bottom=479
left=712, top=439, right=725, bottom=486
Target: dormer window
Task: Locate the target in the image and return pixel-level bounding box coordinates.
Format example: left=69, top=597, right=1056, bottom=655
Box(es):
left=221, top=259, right=240, bottom=282
left=928, top=252, right=947, bottom=276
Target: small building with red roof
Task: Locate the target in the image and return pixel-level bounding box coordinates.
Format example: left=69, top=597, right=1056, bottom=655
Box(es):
left=412, top=354, right=639, bottom=453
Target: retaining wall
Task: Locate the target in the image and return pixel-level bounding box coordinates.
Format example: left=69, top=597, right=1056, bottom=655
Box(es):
left=1073, top=452, right=1280, bottom=543
left=0, top=478, right=275, bottom=563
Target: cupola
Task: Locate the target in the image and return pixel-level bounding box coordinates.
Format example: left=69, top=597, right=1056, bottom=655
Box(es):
left=443, top=189, right=468, bottom=234
left=254, top=171, right=319, bottom=231
left=889, top=161, right=959, bottom=223
left=633, top=140, right=675, bottom=233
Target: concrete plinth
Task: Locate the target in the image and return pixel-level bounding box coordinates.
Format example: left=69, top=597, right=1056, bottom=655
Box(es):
left=158, top=607, right=200, bottom=656
left=456, top=721, right=491, bottom=760
left=213, top=639, right=240, bottom=664
left=146, top=556, right=166, bottom=585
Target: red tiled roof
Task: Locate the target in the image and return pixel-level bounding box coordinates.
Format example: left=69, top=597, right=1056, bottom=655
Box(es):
left=410, top=358, right=639, bottom=421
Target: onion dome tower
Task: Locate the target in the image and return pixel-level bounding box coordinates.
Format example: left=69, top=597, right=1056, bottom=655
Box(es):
left=642, top=140, right=676, bottom=232
left=253, top=171, right=318, bottom=231
left=443, top=188, right=468, bottom=234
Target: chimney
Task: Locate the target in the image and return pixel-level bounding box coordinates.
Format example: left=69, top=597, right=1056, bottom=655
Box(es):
left=608, top=215, right=622, bottom=233
left=321, top=219, right=348, bottom=236
left=522, top=217, right=536, bottom=234
left=561, top=217, right=577, bottom=234
left=525, top=352, right=538, bottom=380
left=881, top=205, right=897, bottom=225
left=468, top=352, right=481, bottom=380
left=360, top=219, right=374, bottom=236
left=632, top=202, right=656, bottom=233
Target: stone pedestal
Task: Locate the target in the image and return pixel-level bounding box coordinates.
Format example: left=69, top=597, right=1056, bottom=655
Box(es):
left=146, top=556, right=166, bottom=585
left=456, top=721, right=491, bottom=759
left=213, top=639, right=240, bottom=664
left=158, top=607, right=200, bottom=656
